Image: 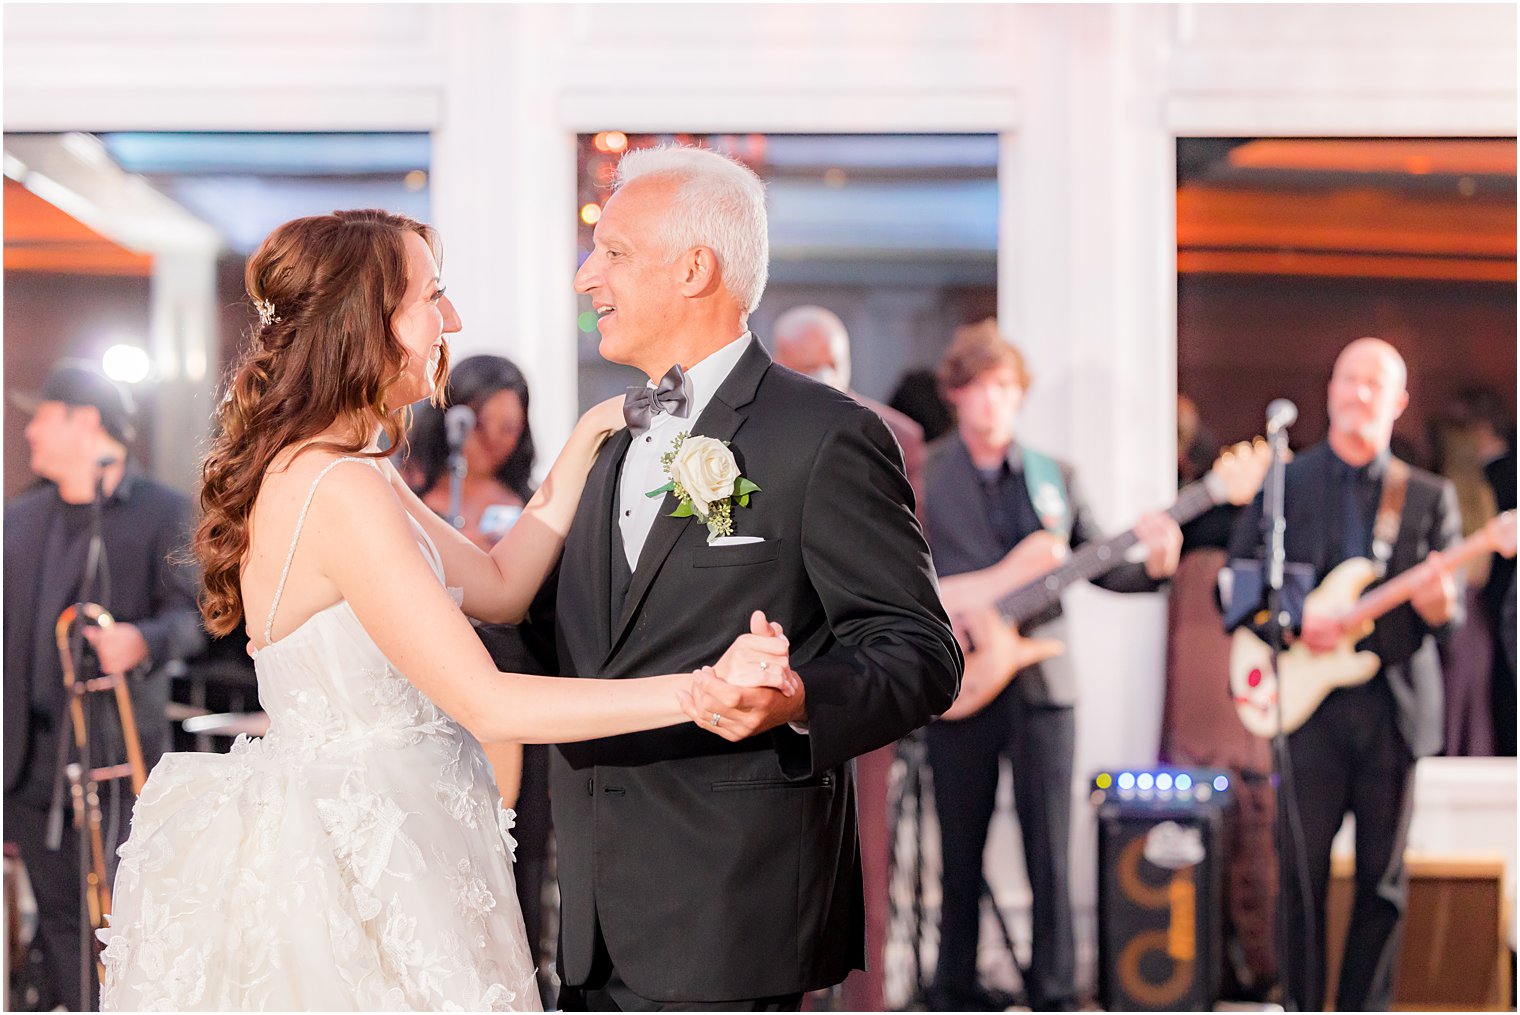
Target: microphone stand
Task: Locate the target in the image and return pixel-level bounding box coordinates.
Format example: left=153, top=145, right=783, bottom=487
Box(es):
left=444, top=407, right=473, bottom=532
left=1261, top=420, right=1314, bottom=1010
left=448, top=443, right=467, bottom=531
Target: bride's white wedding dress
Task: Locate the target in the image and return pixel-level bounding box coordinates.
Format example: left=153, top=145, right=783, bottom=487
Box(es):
left=100, top=457, right=541, bottom=1012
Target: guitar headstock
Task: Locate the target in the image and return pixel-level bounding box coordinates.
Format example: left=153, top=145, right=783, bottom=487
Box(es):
left=1204, top=438, right=1274, bottom=506
left=1485, top=510, right=1517, bottom=559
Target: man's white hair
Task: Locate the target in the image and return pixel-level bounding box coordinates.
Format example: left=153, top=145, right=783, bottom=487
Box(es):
left=614, top=145, right=769, bottom=314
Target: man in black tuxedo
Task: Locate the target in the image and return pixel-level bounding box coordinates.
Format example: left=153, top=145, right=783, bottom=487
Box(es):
left=552, top=144, right=962, bottom=1011
left=4, top=362, right=205, bottom=1011
left=1227, top=337, right=1462, bottom=1011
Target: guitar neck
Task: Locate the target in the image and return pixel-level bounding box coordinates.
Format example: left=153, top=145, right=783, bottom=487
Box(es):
left=1341, top=528, right=1495, bottom=628
left=994, top=479, right=1219, bottom=626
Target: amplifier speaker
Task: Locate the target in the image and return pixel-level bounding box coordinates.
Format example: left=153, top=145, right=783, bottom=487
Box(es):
left=1093, top=768, right=1230, bottom=1012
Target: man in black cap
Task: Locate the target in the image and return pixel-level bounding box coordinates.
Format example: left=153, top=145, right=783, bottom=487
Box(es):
left=4, top=360, right=205, bottom=1011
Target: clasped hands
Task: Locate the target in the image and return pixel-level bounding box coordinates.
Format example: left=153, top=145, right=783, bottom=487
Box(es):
left=677, top=610, right=807, bottom=742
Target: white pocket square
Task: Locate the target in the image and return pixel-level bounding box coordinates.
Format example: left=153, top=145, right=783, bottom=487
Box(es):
left=709, top=536, right=766, bottom=546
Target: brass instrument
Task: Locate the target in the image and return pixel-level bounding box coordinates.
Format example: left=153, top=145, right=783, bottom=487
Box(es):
left=54, top=602, right=148, bottom=981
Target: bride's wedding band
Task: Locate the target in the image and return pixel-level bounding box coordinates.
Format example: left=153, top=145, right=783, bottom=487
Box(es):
left=710, top=712, right=721, bottom=727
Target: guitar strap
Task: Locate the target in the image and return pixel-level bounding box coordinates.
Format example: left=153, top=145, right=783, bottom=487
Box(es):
left=1370, top=458, right=1409, bottom=580
left=1020, top=447, right=1072, bottom=539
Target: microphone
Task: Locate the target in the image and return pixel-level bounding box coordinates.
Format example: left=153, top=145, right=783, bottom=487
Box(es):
left=1265, top=399, right=1298, bottom=434
left=444, top=405, right=476, bottom=452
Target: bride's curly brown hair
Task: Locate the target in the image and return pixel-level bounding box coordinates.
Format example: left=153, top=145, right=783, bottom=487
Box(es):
left=196, top=209, right=449, bottom=636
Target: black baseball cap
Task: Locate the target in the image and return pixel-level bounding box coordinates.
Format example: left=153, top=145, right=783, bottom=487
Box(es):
left=10, top=359, right=137, bottom=444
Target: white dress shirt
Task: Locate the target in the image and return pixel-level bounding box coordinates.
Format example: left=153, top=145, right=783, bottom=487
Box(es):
left=617, top=332, right=752, bottom=570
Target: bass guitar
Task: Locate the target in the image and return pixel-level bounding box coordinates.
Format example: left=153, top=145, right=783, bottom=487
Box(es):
left=942, top=440, right=1272, bottom=721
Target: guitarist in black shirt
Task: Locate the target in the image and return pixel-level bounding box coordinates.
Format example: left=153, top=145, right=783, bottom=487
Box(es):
left=922, top=322, right=1182, bottom=1011
left=1226, top=337, right=1462, bottom=1011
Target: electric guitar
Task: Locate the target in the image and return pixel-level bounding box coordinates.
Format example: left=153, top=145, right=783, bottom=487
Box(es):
left=1231, top=510, right=1517, bottom=738
left=943, top=440, right=1273, bottom=721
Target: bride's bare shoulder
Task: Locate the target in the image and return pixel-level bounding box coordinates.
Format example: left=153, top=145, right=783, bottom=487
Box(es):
left=249, top=449, right=393, bottom=541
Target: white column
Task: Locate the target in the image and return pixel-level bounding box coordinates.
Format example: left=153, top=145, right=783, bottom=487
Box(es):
left=431, top=5, right=580, bottom=474
left=992, top=5, right=1179, bottom=993
left=148, top=249, right=219, bottom=496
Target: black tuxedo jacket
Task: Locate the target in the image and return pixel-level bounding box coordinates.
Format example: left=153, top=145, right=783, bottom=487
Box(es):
left=550, top=337, right=961, bottom=1002
left=1226, top=441, right=1463, bottom=758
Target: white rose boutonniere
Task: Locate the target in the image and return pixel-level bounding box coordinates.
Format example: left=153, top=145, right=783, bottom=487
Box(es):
left=646, top=431, right=761, bottom=542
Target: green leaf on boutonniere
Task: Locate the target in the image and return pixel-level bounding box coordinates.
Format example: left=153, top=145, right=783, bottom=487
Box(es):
left=645, top=481, right=674, bottom=498
left=669, top=500, right=695, bottom=518
left=737, top=494, right=750, bottom=508
left=735, top=478, right=761, bottom=497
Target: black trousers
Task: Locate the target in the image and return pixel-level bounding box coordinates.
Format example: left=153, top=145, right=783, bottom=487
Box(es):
left=556, top=916, right=803, bottom=1012
left=1279, top=679, right=1415, bottom=1012
left=925, top=693, right=1076, bottom=1009
left=513, top=744, right=550, bottom=968
left=5, top=792, right=90, bottom=1012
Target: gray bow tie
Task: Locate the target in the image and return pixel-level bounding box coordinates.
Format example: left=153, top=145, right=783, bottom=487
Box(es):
left=622, top=364, right=691, bottom=437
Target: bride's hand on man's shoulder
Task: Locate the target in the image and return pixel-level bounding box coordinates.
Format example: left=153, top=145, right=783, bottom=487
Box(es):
left=579, top=395, right=628, bottom=440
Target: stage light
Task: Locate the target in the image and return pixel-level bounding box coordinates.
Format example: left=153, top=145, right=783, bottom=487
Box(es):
left=1213, top=775, right=1229, bottom=792
left=580, top=203, right=602, bottom=226
left=1117, top=772, right=1135, bottom=790
left=404, top=170, right=427, bottom=192
left=577, top=310, right=600, bottom=334
left=1156, top=773, right=1173, bottom=791
left=593, top=132, right=628, bottom=154
left=1095, top=772, right=1112, bottom=790
left=102, top=344, right=150, bottom=384
left=1136, top=773, right=1154, bottom=791
left=1175, top=773, right=1192, bottom=792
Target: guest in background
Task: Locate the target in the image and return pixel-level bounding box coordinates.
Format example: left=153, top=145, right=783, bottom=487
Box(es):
left=1447, top=386, right=1517, bottom=756
left=772, top=304, right=926, bottom=513
left=405, top=354, right=535, bottom=551
left=889, top=367, right=953, bottom=443
left=1428, top=386, right=1510, bottom=755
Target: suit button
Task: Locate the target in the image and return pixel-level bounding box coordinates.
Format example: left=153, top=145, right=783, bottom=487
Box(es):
left=586, top=776, right=594, bottom=796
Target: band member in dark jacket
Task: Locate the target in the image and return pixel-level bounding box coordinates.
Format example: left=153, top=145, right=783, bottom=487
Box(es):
left=1227, top=337, right=1461, bottom=1011
left=4, top=362, right=205, bottom=1011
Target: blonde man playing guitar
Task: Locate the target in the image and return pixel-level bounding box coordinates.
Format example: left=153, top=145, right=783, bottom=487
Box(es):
left=1225, top=337, right=1462, bottom=1013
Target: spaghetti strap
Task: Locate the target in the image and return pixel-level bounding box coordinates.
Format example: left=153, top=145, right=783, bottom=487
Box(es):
left=263, top=456, right=383, bottom=645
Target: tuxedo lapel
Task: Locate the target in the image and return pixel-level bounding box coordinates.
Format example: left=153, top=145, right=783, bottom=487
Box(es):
left=574, top=429, right=630, bottom=669
left=606, top=337, right=772, bottom=661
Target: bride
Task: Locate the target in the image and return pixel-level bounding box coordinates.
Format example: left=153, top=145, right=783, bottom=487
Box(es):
left=99, top=209, right=796, bottom=1011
